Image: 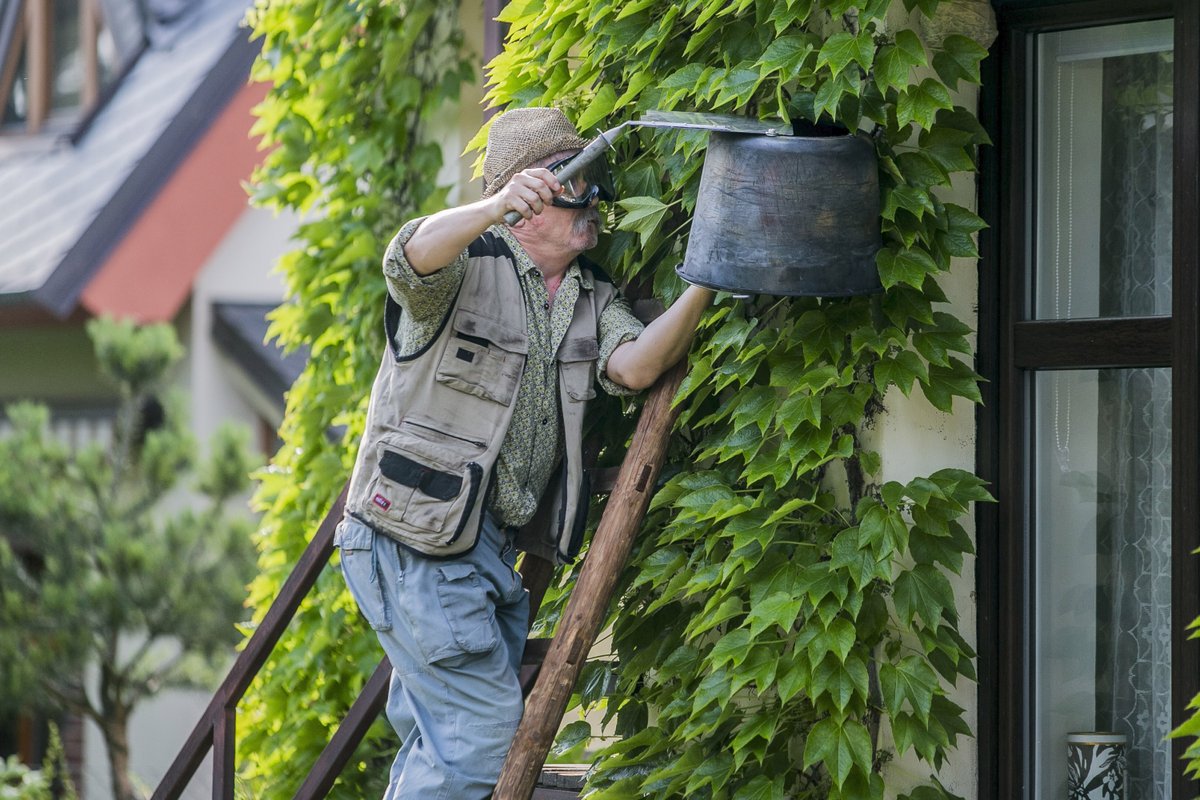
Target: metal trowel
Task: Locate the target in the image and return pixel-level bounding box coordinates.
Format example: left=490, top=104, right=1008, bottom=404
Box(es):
left=502, top=110, right=792, bottom=225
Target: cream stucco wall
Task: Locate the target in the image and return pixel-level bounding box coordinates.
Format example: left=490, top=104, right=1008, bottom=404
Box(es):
left=870, top=6, right=994, bottom=797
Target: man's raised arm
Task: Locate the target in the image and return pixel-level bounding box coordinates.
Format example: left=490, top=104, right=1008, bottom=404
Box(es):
left=403, top=168, right=563, bottom=275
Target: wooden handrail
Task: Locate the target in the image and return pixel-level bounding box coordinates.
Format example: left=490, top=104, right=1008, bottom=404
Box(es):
left=151, top=486, right=348, bottom=800
left=153, top=423, right=634, bottom=800
left=152, top=485, right=569, bottom=800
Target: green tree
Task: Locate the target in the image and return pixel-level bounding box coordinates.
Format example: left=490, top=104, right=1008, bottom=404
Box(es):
left=0, top=318, right=258, bottom=800
left=240, top=0, right=990, bottom=798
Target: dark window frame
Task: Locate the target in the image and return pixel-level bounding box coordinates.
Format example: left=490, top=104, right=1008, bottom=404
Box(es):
left=978, top=1, right=1200, bottom=798
left=0, top=0, right=142, bottom=139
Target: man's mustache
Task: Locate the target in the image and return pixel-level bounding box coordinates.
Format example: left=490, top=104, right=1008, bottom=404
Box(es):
left=572, top=207, right=601, bottom=232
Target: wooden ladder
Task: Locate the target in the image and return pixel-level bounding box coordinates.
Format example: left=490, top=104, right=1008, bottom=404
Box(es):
left=151, top=360, right=685, bottom=800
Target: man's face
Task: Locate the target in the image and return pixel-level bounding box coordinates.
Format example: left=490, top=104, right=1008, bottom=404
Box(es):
left=526, top=150, right=601, bottom=253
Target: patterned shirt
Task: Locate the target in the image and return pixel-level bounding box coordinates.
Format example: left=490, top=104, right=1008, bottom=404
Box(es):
left=383, top=219, right=644, bottom=527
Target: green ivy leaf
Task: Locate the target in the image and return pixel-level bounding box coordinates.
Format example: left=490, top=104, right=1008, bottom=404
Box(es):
left=577, top=85, right=616, bottom=131
left=778, top=0, right=816, bottom=30
left=814, top=70, right=861, bottom=121
left=900, top=783, right=969, bottom=800
left=730, top=710, right=778, bottom=754
left=817, top=31, right=874, bottom=74
left=920, top=357, right=984, bottom=411
left=874, top=350, right=929, bottom=395
left=895, top=29, right=928, bottom=68
left=690, top=595, right=746, bottom=640
left=932, top=34, right=989, bottom=90
left=811, top=652, right=867, bottom=713
left=896, top=78, right=954, bottom=131
left=874, top=30, right=926, bottom=93
left=824, top=617, right=857, bottom=663
left=934, top=105, right=993, bottom=145
left=879, top=656, right=938, bottom=721
left=692, top=669, right=735, bottom=715
left=858, top=502, right=909, bottom=555
left=901, top=0, right=941, bottom=15
left=733, top=774, right=784, bottom=800
left=830, top=529, right=890, bottom=590
left=913, top=329, right=967, bottom=367
left=803, top=717, right=873, bottom=789
left=910, top=522, right=970, bottom=574
left=746, top=591, right=801, bottom=637
left=893, top=564, right=956, bottom=627
left=708, top=628, right=753, bottom=669
left=776, top=657, right=808, bottom=704
left=662, top=63, right=706, bottom=92
left=714, top=64, right=763, bottom=108
left=919, top=127, right=978, bottom=174
left=896, top=151, right=950, bottom=189
left=553, top=720, right=594, bottom=755
left=758, top=35, right=815, bottom=75
left=877, top=247, right=939, bottom=290
left=882, top=184, right=936, bottom=222
left=616, top=195, right=671, bottom=242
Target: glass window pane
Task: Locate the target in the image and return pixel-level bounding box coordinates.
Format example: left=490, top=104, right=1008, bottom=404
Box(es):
left=2, top=46, right=29, bottom=126
left=1033, top=368, right=1172, bottom=798
left=51, top=0, right=83, bottom=110
left=1034, top=20, right=1174, bottom=320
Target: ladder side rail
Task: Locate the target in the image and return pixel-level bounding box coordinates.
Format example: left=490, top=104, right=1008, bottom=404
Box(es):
left=493, top=361, right=688, bottom=800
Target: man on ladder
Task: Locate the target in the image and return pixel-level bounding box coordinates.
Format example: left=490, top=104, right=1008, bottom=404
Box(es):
left=334, top=107, right=713, bottom=799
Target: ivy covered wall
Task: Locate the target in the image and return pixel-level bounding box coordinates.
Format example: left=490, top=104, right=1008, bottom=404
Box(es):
left=239, top=0, right=997, bottom=798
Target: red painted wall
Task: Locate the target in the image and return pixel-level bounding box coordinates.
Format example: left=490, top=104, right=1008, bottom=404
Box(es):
left=80, top=80, right=270, bottom=322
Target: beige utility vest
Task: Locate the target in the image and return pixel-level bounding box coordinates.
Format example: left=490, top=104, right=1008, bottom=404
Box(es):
left=346, top=232, right=615, bottom=563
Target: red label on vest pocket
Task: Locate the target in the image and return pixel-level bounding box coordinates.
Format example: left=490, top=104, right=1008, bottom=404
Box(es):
left=372, top=493, right=391, bottom=511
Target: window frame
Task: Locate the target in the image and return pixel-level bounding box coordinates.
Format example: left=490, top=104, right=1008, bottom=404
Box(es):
left=978, top=1, right=1200, bottom=797
left=0, top=0, right=129, bottom=137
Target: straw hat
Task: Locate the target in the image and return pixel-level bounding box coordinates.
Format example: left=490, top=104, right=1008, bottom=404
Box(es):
left=481, top=107, right=589, bottom=198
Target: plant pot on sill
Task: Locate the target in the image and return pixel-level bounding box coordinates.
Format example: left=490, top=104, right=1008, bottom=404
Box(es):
left=1067, top=731, right=1127, bottom=800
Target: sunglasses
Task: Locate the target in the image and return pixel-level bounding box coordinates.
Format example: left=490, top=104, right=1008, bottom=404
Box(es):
left=546, top=154, right=615, bottom=209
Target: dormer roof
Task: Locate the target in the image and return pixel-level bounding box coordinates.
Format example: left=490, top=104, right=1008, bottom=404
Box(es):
left=0, top=0, right=254, bottom=318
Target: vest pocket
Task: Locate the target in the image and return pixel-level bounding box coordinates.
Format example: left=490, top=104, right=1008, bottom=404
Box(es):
left=365, top=422, right=484, bottom=539
left=558, top=336, right=599, bottom=401
left=436, top=313, right=526, bottom=405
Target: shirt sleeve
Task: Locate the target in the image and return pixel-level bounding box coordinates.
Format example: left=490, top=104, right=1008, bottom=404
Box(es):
left=382, top=217, right=467, bottom=328
left=596, top=291, right=645, bottom=397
